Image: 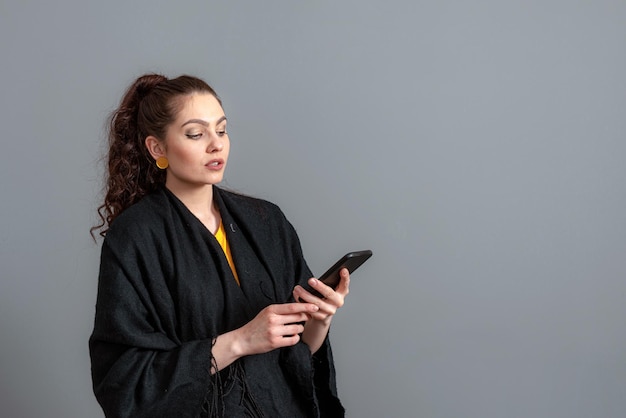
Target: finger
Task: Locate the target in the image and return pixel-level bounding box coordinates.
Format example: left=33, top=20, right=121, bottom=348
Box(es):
left=310, top=269, right=349, bottom=303
left=334, top=268, right=350, bottom=296
left=279, top=312, right=312, bottom=325
left=265, top=329, right=302, bottom=349
left=279, top=334, right=301, bottom=347
left=281, top=323, right=305, bottom=336
left=307, top=277, right=335, bottom=299
left=293, top=285, right=323, bottom=304
left=272, top=302, right=319, bottom=315
left=308, top=308, right=336, bottom=322
left=307, top=278, right=346, bottom=307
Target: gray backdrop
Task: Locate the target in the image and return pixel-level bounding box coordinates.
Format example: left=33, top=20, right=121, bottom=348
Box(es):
left=1, top=1, right=625, bottom=417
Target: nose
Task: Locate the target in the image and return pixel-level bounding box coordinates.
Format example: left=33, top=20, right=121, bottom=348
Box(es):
left=207, top=134, right=224, bottom=153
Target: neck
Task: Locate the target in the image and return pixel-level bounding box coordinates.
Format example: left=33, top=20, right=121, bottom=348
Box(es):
left=165, top=183, right=221, bottom=233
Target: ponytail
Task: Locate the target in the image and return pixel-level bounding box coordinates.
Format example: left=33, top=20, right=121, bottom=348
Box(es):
left=91, top=73, right=219, bottom=238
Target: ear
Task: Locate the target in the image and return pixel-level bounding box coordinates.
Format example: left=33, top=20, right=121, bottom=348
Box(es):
left=145, top=135, right=166, bottom=160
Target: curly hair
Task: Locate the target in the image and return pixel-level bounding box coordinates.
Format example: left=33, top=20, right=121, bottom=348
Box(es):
left=91, top=74, right=220, bottom=238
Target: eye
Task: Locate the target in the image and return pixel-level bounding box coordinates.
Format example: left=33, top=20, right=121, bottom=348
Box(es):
left=217, top=130, right=227, bottom=136
left=185, top=133, right=203, bottom=139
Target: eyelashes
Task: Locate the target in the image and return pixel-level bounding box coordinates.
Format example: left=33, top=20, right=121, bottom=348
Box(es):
left=185, top=130, right=227, bottom=140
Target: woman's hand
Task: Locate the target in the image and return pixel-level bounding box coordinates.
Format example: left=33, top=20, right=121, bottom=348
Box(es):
left=210, top=302, right=319, bottom=373
left=292, top=268, right=350, bottom=353
left=236, top=303, right=320, bottom=355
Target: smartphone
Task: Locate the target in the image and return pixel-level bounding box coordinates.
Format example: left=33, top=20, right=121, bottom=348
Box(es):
left=304, top=250, right=373, bottom=298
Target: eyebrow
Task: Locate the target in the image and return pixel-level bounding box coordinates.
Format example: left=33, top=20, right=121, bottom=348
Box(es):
left=181, top=116, right=227, bottom=127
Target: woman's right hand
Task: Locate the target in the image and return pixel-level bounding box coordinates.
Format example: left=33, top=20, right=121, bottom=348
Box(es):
left=211, top=302, right=319, bottom=373
left=236, top=303, right=320, bottom=355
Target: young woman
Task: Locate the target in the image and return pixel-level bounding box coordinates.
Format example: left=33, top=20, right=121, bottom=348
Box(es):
left=90, top=74, right=349, bottom=417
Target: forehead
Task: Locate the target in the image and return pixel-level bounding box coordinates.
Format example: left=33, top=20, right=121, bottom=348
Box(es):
left=173, top=93, right=225, bottom=124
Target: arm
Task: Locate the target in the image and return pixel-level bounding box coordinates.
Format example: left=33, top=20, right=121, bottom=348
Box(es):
left=90, top=237, right=228, bottom=417
left=293, top=268, right=350, bottom=354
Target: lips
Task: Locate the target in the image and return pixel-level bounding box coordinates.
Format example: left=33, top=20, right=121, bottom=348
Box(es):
left=206, top=159, right=224, bottom=170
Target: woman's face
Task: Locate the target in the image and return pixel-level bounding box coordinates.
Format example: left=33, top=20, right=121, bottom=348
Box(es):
left=159, top=93, right=230, bottom=192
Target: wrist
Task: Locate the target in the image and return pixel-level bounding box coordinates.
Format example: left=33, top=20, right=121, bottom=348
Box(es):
left=223, top=328, right=245, bottom=358
left=306, top=315, right=332, bottom=329
left=211, top=329, right=245, bottom=374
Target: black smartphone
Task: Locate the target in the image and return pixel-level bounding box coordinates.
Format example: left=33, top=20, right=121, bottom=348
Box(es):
left=304, top=250, right=373, bottom=298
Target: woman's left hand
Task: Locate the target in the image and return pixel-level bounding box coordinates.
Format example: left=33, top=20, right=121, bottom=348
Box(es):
left=293, top=268, right=350, bottom=326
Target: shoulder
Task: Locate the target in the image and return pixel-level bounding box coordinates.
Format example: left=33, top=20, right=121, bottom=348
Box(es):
left=216, top=187, right=303, bottom=244
left=105, top=189, right=171, bottom=243
left=216, top=187, right=285, bottom=221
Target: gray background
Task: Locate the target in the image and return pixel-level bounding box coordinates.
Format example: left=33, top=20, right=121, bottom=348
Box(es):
left=1, top=1, right=625, bottom=417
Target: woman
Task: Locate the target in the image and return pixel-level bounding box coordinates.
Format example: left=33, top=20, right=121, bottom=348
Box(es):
left=90, top=74, right=348, bottom=417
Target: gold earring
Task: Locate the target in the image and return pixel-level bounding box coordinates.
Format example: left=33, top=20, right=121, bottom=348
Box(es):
left=156, top=156, right=169, bottom=169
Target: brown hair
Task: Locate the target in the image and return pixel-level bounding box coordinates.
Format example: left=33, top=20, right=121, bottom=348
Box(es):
left=91, top=74, right=221, bottom=237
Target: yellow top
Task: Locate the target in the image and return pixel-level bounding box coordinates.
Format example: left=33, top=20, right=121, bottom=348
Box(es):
left=214, top=221, right=240, bottom=285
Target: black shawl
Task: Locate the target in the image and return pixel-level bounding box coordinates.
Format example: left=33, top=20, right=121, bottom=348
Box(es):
left=89, top=187, right=344, bottom=417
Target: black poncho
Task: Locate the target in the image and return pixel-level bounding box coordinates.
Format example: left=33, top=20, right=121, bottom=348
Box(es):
left=89, top=187, right=344, bottom=417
